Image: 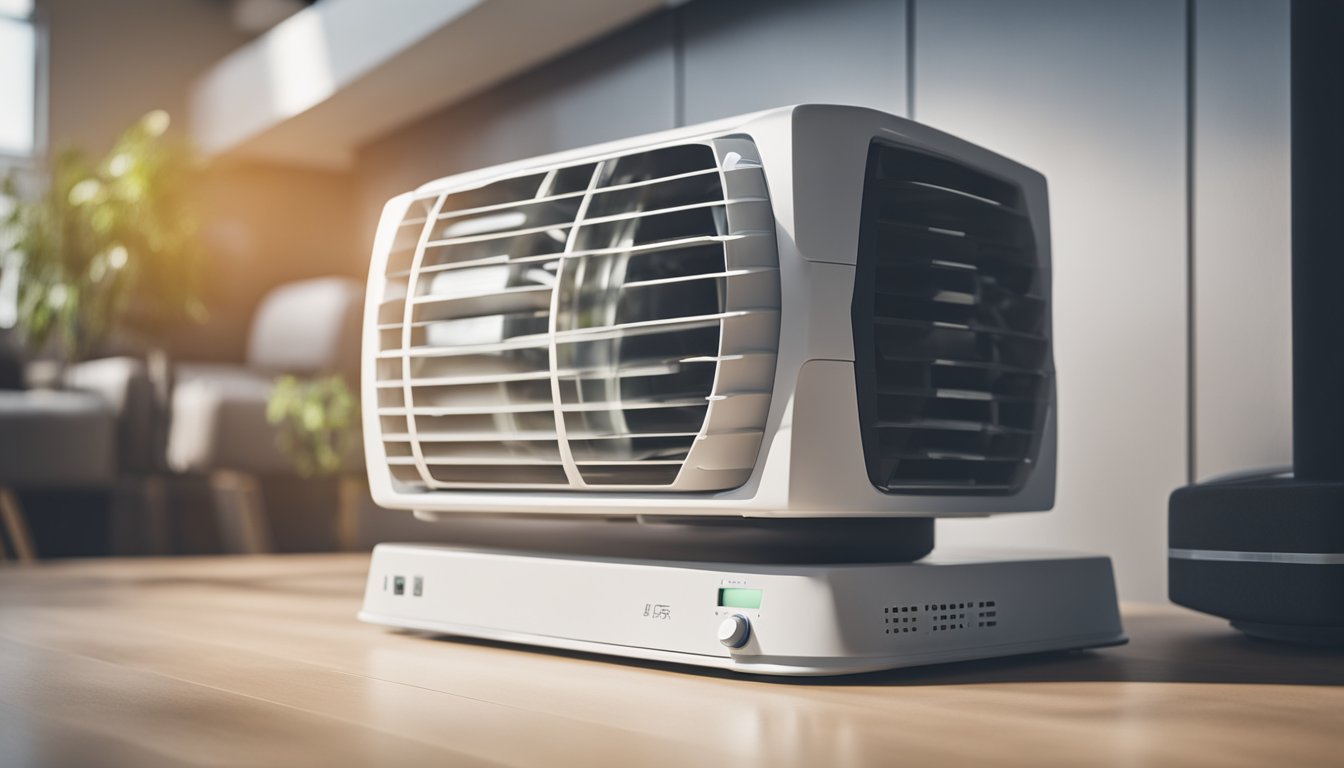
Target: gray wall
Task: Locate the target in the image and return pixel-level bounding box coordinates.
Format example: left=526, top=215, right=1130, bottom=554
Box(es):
left=915, top=0, right=1188, bottom=603
left=353, top=0, right=1292, bottom=603
left=356, top=13, right=677, bottom=248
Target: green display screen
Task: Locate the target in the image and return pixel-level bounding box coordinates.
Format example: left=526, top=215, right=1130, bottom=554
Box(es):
left=718, top=588, right=763, bottom=609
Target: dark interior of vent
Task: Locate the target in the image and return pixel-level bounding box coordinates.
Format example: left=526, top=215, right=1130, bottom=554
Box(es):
left=428, top=464, right=570, bottom=486
left=579, top=464, right=684, bottom=486
left=621, top=244, right=724, bottom=283
left=438, top=172, right=550, bottom=212
left=559, top=246, right=724, bottom=332
left=557, top=320, right=718, bottom=485
left=547, top=163, right=599, bottom=195
left=852, top=141, right=1051, bottom=495
left=616, top=280, right=719, bottom=326
left=600, top=144, right=717, bottom=186
left=575, top=206, right=726, bottom=251
left=571, top=440, right=691, bottom=466
left=586, top=172, right=724, bottom=219
left=438, top=197, right=583, bottom=235
left=421, top=229, right=567, bottom=270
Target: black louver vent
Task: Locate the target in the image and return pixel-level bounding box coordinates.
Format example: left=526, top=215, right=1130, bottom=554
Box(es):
left=852, top=142, right=1051, bottom=494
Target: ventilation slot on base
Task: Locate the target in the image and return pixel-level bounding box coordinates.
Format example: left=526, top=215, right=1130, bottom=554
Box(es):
left=882, top=604, right=921, bottom=634
left=880, top=600, right=1000, bottom=638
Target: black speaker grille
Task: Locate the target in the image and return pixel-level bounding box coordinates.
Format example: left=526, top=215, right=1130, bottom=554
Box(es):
left=853, top=142, right=1051, bottom=495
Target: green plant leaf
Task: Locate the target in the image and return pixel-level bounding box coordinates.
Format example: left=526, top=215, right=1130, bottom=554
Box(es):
left=0, top=111, right=206, bottom=361
left=266, top=374, right=359, bottom=478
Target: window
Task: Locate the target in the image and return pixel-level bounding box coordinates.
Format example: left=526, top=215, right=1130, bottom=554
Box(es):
left=0, top=0, right=38, bottom=159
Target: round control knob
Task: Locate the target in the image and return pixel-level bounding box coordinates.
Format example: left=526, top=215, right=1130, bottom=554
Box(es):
left=717, top=614, right=751, bottom=649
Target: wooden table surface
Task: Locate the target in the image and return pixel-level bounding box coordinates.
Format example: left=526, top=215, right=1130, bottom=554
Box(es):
left=1, top=554, right=1342, bottom=768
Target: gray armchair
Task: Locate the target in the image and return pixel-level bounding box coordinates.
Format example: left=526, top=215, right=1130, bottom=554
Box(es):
left=0, top=389, right=116, bottom=562
left=166, top=277, right=364, bottom=553
left=61, top=355, right=171, bottom=555
left=0, top=350, right=162, bottom=561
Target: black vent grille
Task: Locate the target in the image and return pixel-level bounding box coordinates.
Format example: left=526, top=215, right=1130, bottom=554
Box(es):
left=853, top=142, right=1051, bottom=494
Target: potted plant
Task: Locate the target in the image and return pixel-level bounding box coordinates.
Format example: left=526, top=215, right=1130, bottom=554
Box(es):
left=266, top=373, right=364, bottom=549
left=0, top=110, right=204, bottom=365
left=266, top=374, right=360, bottom=479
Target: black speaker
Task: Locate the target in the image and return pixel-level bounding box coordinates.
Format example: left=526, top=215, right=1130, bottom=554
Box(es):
left=1168, top=0, right=1344, bottom=645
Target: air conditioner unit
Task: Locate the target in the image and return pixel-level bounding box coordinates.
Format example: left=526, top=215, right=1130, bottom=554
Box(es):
left=363, top=104, right=1055, bottom=520
left=359, top=105, right=1120, bottom=675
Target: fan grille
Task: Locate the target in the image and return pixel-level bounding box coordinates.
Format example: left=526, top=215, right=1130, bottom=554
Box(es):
left=852, top=141, right=1051, bottom=494
left=373, top=140, right=779, bottom=492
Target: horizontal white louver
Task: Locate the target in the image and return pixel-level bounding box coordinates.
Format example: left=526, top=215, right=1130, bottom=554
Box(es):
left=373, top=139, right=780, bottom=492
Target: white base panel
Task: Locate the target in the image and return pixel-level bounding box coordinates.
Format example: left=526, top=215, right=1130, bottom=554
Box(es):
left=359, top=544, right=1126, bottom=676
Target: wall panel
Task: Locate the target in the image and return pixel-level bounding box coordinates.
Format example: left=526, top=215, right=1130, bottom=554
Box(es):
left=356, top=13, right=677, bottom=245
left=1192, top=0, right=1291, bottom=481
left=681, top=0, right=907, bottom=124
left=918, top=0, right=1189, bottom=602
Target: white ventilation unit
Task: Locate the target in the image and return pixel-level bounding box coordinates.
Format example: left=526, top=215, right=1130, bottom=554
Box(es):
left=362, top=104, right=1056, bottom=519
left=359, top=106, right=1127, bottom=677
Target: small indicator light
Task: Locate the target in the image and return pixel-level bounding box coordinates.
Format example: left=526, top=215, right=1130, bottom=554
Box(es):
left=718, top=588, right=763, bottom=609
left=413, top=576, right=423, bottom=597
left=393, top=576, right=405, bottom=595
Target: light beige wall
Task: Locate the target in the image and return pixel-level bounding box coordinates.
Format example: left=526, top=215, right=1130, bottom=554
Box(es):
left=165, top=161, right=360, bottom=363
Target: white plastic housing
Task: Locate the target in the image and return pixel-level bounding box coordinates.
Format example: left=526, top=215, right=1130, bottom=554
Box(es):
left=362, top=104, right=1056, bottom=519
left=359, top=544, right=1122, bottom=676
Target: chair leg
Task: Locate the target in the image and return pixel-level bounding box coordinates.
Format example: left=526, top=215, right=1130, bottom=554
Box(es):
left=141, top=475, right=171, bottom=555
left=336, top=476, right=362, bottom=552
left=0, top=487, right=36, bottom=563
left=109, top=475, right=172, bottom=556
left=210, top=471, right=272, bottom=555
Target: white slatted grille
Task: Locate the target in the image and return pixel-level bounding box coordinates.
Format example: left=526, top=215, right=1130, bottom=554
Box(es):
left=373, top=139, right=780, bottom=492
